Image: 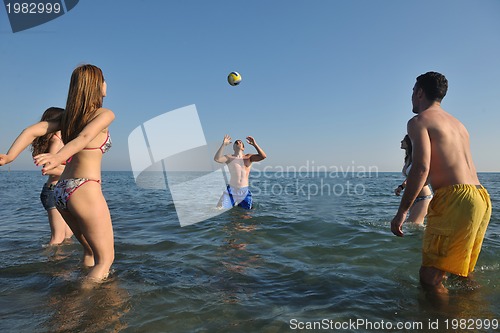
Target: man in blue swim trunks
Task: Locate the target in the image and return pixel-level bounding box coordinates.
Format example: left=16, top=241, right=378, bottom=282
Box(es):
left=214, top=135, right=267, bottom=209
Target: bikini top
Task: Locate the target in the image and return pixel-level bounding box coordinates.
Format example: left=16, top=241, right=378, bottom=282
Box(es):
left=402, top=163, right=411, bottom=177
left=65, top=132, right=111, bottom=164
left=83, top=131, right=112, bottom=154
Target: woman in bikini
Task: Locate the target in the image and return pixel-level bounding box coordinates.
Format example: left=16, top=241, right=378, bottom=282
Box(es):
left=0, top=64, right=115, bottom=282
left=31, top=107, right=73, bottom=245
left=394, top=134, right=433, bottom=225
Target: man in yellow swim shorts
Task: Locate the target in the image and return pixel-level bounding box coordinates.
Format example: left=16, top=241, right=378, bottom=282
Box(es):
left=390, top=72, right=492, bottom=296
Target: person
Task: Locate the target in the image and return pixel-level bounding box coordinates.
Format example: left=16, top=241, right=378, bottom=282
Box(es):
left=31, top=107, right=73, bottom=245
left=390, top=72, right=492, bottom=297
left=0, top=64, right=115, bottom=283
left=394, top=134, right=433, bottom=225
left=214, top=135, right=267, bottom=209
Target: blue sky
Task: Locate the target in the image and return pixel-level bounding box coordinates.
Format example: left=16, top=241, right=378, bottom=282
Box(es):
left=1, top=0, right=499, bottom=172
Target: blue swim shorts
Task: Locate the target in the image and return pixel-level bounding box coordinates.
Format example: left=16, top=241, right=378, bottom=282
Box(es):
left=218, top=186, right=253, bottom=210
left=40, top=183, right=56, bottom=211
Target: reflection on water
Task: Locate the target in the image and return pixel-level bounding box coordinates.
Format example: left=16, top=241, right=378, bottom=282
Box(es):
left=45, top=277, right=131, bottom=333
left=218, top=209, right=262, bottom=305
left=40, top=243, right=131, bottom=333
left=0, top=172, right=498, bottom=332
left=416, top=280, right=498, bottom=333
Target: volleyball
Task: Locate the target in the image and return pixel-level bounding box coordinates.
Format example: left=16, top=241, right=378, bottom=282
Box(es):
left=227, top=71, right=242, bottom=86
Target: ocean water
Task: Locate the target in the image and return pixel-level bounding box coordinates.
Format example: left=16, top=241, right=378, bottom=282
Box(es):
left=0, top=171, right=498, bottom=333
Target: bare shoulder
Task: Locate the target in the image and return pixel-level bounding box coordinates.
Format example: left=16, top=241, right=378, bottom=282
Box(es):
left=408, top=114, right=427, bottom=130
left=95, top=107, right=115, bottom=119
left=93, top=108, right=115, bottom=129
left=82, top=108, right=115, bottom=135
left=409, top=108, right=449, bottom=128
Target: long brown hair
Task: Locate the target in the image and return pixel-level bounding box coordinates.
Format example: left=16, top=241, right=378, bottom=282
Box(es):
left=61, top=64, right=105, bottom=143
left=31, top=107, right=64, bottom=156
left=402, top=134, right=412, bottom=176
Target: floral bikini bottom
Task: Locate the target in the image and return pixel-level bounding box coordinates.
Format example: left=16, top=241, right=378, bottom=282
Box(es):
left=54, top=178, right=101, bottom=211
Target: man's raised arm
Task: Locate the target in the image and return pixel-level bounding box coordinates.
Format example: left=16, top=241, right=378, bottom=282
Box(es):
left=214, top=134, right=232, bottom=163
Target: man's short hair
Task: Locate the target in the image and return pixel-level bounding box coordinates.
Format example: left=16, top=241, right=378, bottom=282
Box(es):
left=416, top=72, right=448, bottom=102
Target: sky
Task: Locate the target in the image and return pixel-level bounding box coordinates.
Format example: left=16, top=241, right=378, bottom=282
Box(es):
left=1, top=0, right=499, bottom=172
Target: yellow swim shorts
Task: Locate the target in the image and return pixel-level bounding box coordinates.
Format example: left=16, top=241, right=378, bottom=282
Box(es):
left=422, top=184, right=491, bottom=277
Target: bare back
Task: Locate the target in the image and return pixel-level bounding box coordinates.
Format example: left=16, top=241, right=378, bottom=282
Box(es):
left=415, top=107, right=480, bottom=190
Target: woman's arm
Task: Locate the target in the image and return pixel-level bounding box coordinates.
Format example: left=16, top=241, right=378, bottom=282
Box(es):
left=0, top=120, right=59, bottom=166
left=34, top=108, right=115, bottom=173
left=394, top=180, right=407, bottom=196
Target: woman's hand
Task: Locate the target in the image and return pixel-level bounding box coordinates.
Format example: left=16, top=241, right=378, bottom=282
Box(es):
left=33, top=153, right=64, bottom=175
left=0, top=154, right=12, bottom=166
left=394, top=185, right=403, bottom=196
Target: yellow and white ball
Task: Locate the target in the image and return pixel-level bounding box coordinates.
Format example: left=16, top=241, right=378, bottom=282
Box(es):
left=227, top=71, right=242, bottom=86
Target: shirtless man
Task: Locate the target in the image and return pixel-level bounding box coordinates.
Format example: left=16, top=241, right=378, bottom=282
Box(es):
left=391, top=72, right=492, bottom=295
left=214, top=135, right=267, bottom=209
